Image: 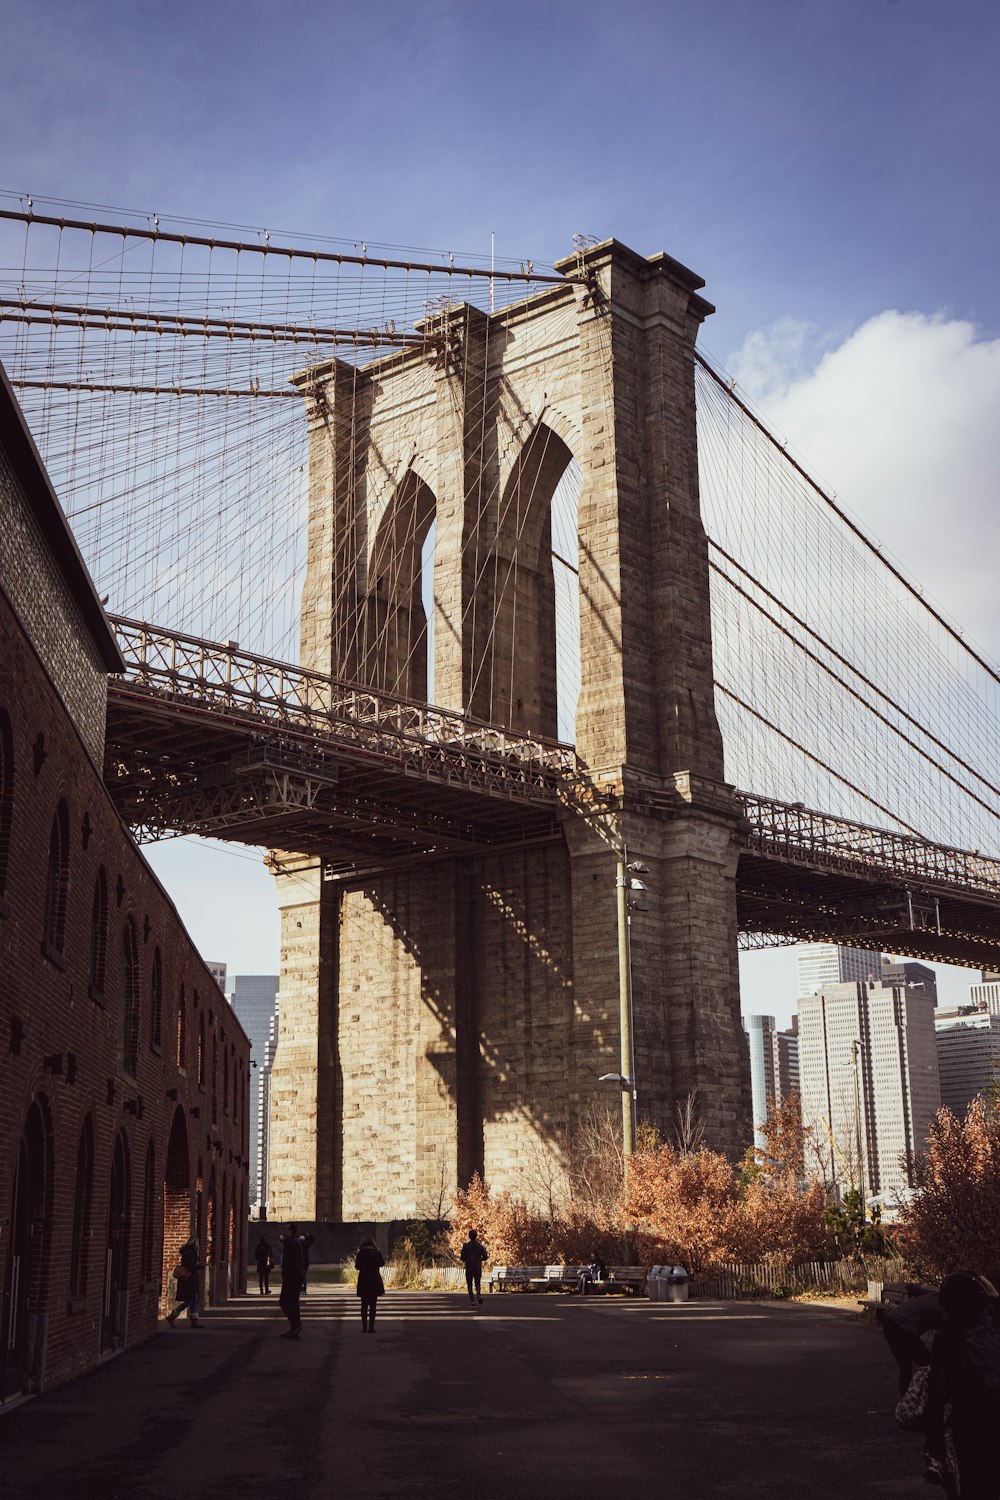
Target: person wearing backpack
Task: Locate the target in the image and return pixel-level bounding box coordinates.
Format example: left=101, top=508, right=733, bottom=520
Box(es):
left=166, top=1238, right=203, bottom=1328
left=925, top=1271, right=1000, bottom=1498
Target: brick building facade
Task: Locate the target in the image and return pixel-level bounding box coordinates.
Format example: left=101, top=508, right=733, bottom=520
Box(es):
left=0, top=364, right=249, bottom=1402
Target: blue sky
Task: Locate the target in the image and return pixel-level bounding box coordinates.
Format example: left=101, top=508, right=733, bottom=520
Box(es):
left=3, top=0, right=998, bottom=1021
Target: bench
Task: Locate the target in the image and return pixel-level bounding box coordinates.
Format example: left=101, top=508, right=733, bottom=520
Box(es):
left=489, top=1264, right=648, bottom=1296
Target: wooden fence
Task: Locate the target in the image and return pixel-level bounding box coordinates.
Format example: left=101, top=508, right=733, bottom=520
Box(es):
left=690, top=1256, right=902, bottom=1300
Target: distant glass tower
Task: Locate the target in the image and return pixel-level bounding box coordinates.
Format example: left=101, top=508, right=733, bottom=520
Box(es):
left=745, top=1014, right=799, bottom=1149
left=227, top=975, right=279, bottom=1210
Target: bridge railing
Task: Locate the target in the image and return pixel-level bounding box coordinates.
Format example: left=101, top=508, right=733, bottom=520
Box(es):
left=737, top=792, right=1000, bottom=898
left=108, top=616, right=579, bottom=795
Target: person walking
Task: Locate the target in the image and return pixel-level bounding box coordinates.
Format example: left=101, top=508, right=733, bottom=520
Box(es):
left=278, top=1224, right=304, bottom=1339
left=254, top=1235, right=274, bottom=1296
left=355, top=1235, right=386, bottom=1332
left=460, top=1228, right=488, bottom=1306
left=299, top=1230, right=315, bottom=1293
left=166, top=1237, right=203, bottom=1328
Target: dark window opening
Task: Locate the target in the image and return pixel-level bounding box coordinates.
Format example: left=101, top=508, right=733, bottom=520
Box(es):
left=0, top=708, right=13, bottom=904
left=120, top=919, right=140, bottom=1077
left=150, top=948, right=163, bottom=1050
left=89, top=867, right=108, bottom=995
left=43, top=799, right=70, bottom=956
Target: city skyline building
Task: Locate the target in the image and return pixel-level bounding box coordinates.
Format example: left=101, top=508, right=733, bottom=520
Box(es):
left=745, top=1014, right=800, bottom=1149
left=797, top=944, right=884, bottom=997
left=206, top=960, right=227, bottom=992
left=935, top=981, right=1000, bottom=1117
left=258, top=1004, right=280, bottom=1217
left=227, top=974, right=279, bottom=1211
left=881, top=959, right=938, bottom=1002
left=798, top=978, right=940, bottom=1199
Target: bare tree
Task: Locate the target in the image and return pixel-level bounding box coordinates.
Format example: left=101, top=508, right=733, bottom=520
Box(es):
left=672, top=1091, right=705, bottom=1155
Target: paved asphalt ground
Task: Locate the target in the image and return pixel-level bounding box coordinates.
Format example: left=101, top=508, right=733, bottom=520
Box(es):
left=1, top=1286, right=929, bottom=1499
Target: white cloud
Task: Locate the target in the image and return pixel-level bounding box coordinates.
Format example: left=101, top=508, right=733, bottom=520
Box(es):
left=727, top=310, right=1000, bottom=664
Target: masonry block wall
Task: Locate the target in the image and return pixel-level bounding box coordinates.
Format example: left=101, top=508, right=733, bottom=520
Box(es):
left=0, top=400, right=251, bottom=1398
left=270, top=240, right=751, bottom=1220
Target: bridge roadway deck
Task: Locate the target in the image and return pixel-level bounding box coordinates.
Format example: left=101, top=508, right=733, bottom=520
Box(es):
left=103, top=617, right=1000, bottom=965
left=0, top=1285, right=923, bottom=1500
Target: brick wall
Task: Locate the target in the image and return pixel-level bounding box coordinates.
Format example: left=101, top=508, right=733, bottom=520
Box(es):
left=0, top=589, right=250, bottom=1400
left=0, top=447, right=108, bottom=767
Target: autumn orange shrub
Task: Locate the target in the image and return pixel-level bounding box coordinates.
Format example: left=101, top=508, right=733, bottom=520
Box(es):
left=898, top=1100, right=1000, bottom=1286
left=624, top=1141, right=827, bottom=1273
left=448, top=1174, right=551, bottom=1265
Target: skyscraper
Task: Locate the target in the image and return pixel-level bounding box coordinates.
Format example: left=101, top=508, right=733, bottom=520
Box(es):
left=798, top=978, right=940, bottom=1198
left=881, top=959, right=937, bottom=1003
left=745, top=1014, right=800, bottom=1148
left=935, top=981, right=1000, bottom=1117
left=259, top=1004, right=280, bottom=1217
left=227, top=974, right=279, bottom=1210
left=797, top=943, right=883, bottom=996
left=206, top=960, right=228, bottom=992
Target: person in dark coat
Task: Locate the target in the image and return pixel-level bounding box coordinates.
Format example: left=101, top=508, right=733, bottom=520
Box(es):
left=279, top=1224, right=304, bottom=1339
left=254, top=1235, right=274, bottom=1296
left=459, top=1228, right=488, bottom=1306
left=355, top=1236, right=386, bottom=1332
left=883, top=1283, right=942, bottom=1395
left=298, top=1231, right=315, bottom=1293
left=925, top=1272, right=1000, bottom=1499
left=166, top=1237, right=203, bottom=1327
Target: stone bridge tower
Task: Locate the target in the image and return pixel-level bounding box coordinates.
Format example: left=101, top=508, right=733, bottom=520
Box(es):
left=269, top=239, right=750, bottom=1221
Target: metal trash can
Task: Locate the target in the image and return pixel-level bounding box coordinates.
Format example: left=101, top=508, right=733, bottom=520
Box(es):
left=666, top=1266, right=689, bottom=1303
left=647, top=1265, right=663, bottom=1300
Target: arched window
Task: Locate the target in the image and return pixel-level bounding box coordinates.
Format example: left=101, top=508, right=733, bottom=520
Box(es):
left=150, top=947, right=163, bottom=1050
left=140, top=1138, right=157, bottom=1286
left=222, top=1039, right=229, bottom=1116
left=89, top=867, right=108, bottom=995
left=176, top=983, right=187, bottom=1069
left=119, top=918, right=140, bottom=1077
left=69, top=1116, right=94, bottom=1301
left=0, top=707, right=12, bottom=903
left=493, top=424, right=579, bottom=740
left=211, top=1035, right=218, bottom=1124
left=363, top=471, right=437, bottom=701
left=43, top=799, right=70, bottom=956
left=197, top=1003, right=206, bottom=1086
left=231, top=1044, right=238, bottom=1120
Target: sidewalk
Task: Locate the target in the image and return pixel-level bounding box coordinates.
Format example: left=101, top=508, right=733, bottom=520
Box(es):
left=1, top=1286, right=925, bottom=1499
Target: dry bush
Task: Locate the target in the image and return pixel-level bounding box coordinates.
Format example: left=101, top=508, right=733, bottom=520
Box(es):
left=725, top=1173, right=827, bottom=1262
left=625, top=1144, right=735, bottom=1274
left=448, top=1174, right=550, bottom=1265
left=898, top=1100, right=1000, bottom=1286
left=626, top=1139, right=827, bottom=1274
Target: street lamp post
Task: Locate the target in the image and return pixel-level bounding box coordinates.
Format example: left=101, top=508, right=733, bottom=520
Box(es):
left=851, top=1039, right=867, bottom=1228
left=616, top=855, right=638, bottom=1160
left=601, top=851, right=648, bottom=1266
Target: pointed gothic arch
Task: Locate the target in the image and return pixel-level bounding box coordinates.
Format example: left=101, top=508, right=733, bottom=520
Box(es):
left=362, top=469, right=437, bottom=701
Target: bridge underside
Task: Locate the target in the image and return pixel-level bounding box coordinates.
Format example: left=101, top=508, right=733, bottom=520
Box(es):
left=104, top=674, right=1000, bottom=969
left=736, top=853, right=1000, bottom=969
left=104, top=681, right=564, bottom=871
